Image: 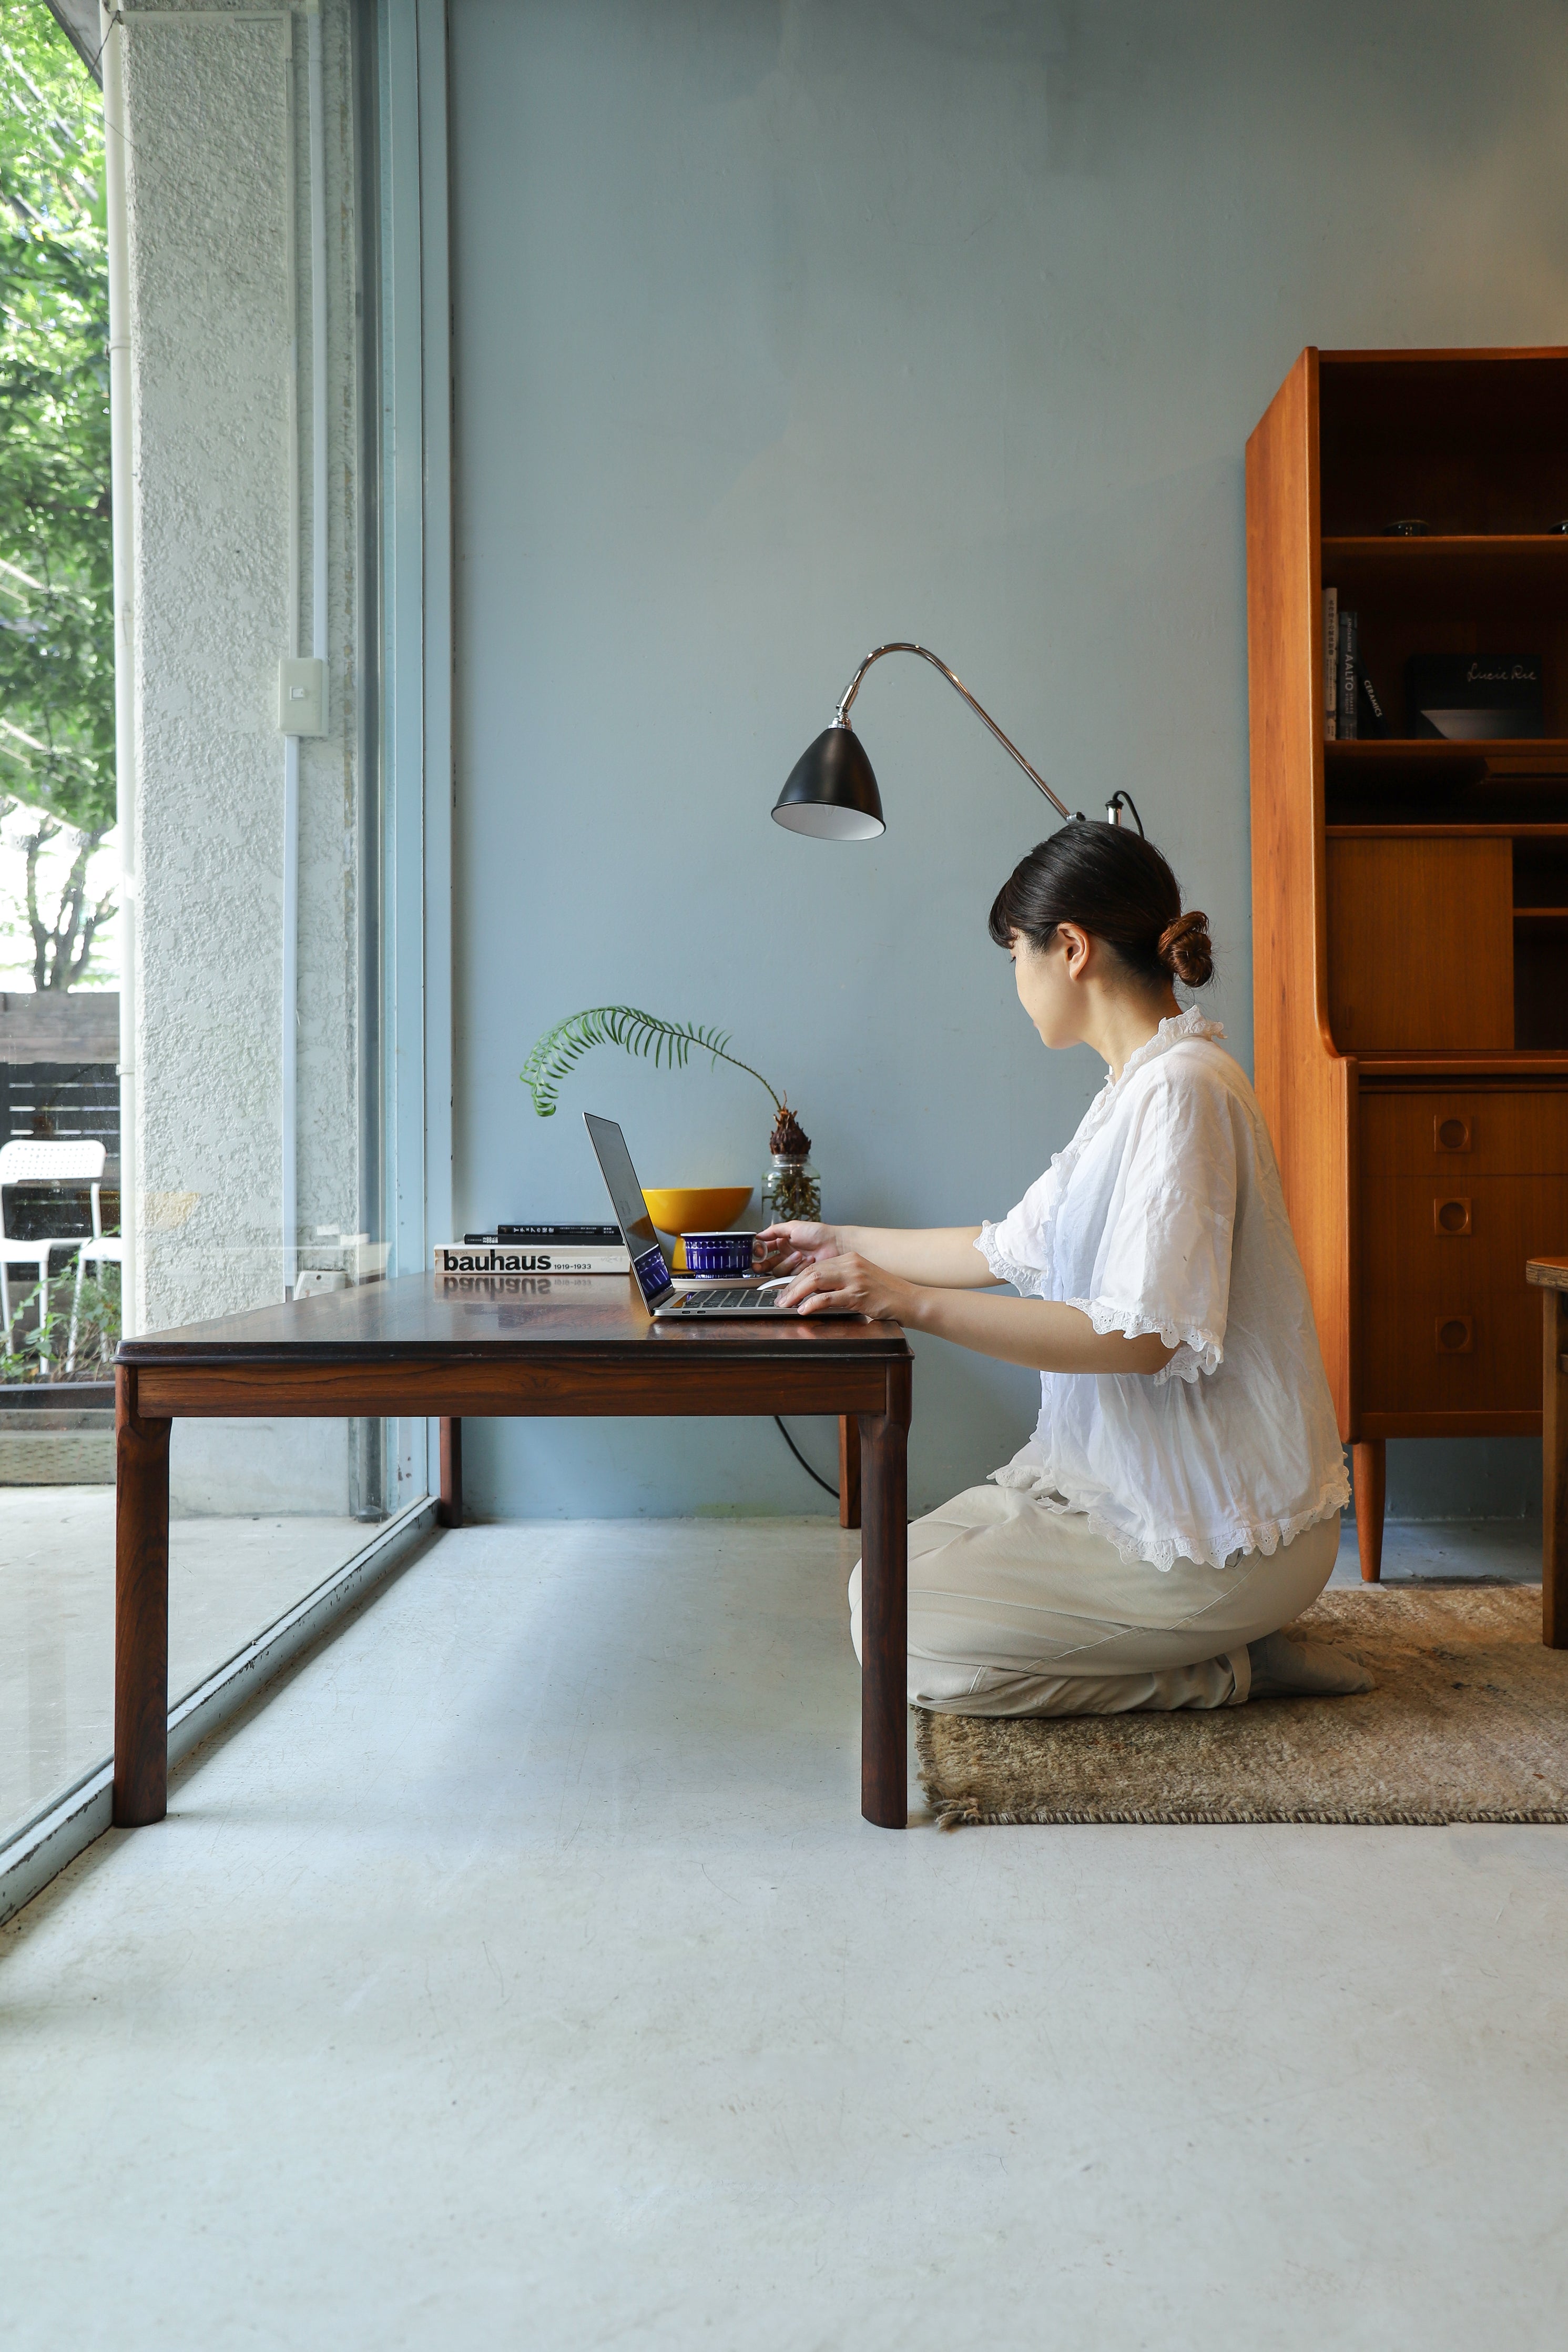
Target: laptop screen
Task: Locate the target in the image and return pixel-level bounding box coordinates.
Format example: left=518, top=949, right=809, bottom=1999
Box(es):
left=582, top=1114, right=673, bottom=1305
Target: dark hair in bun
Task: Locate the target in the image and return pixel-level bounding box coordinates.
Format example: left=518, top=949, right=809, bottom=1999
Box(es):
left=987, top=821, right=1214, bottom=991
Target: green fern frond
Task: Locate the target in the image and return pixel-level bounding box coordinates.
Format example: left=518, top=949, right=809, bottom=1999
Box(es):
left=521, top=1006, right=783, bottom=1117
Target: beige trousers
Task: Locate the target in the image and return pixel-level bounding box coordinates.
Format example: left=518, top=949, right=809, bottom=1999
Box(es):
left=848, top=1482, right=1342, bottom=1716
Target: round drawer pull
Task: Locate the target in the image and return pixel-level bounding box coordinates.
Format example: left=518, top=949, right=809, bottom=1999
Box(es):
left=1435, top=1316, right=1474, bottom=1354
left=1434, top=1196, right=1472, bottom=1235
left=1434, top=1116, right=1472, bottom=1153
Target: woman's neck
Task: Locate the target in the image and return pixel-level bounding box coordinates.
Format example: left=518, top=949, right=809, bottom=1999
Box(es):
left=1085, top=984, right=1183, bottom=1082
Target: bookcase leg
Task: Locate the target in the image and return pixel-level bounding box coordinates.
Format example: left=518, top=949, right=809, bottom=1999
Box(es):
left=1352, top=1439, right=1385, bottom=1582
left=1543, top=1291, right=1568, bottom=1649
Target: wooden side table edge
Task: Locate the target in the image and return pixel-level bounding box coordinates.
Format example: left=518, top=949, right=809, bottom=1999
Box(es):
left=1530, top=1258, right=1568, bottom=1649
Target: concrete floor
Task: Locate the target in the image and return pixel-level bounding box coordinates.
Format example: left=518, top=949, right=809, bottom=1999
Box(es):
left=4, top=1513, right=1566, bottom=2348
left=1338, top=1515, right=1544, bottom=1586
left=0, top=1488, right=371, bottom=1839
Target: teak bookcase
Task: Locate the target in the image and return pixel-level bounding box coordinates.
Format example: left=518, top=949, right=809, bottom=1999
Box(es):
left=1246, top=346, right=1568, bottom=1580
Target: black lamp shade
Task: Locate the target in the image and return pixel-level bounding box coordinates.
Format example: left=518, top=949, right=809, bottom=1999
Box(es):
left=771, top=725, right=885, bottom=840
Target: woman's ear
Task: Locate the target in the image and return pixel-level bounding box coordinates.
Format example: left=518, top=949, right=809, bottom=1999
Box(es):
left=1055, top=921, right=1093, bottom=982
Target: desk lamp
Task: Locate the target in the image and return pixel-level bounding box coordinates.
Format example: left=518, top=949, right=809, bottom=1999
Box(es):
left=771, top=642, right=1143, bottom=838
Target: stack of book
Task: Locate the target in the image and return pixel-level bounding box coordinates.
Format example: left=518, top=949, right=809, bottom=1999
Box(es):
left=1321, top=587, right=1387, bottom=740
left=434, top=1223, right=630, bottom=1276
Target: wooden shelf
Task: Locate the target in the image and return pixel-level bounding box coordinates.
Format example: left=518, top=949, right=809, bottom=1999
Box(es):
left=1326, top=737, right=1567, bottom=763
left=1322, top=535, right=1568, bottom=594
left=1325, top=824, right=1568, bottom=838
left=1355, top=1054, right=1568, bottom=1076
left=1324, top=741, right=1568, bottom=823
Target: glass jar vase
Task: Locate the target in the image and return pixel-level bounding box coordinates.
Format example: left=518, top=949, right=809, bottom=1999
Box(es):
left=761, top=1152, right=821, bottom=1226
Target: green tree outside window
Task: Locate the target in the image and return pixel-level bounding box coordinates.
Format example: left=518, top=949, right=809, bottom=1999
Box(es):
left=0, top=0, right=113, bottom=991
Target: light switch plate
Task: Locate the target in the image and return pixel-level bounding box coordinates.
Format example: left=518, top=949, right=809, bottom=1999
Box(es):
left=278, top=656, right=327, bottom=736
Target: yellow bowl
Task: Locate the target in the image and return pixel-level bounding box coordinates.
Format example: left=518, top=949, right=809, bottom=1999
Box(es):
left=641, top=1185, right=753, bottom=1237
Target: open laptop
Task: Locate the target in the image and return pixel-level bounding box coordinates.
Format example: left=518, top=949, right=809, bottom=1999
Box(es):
left=583, top=1112, right=859, bottom=1319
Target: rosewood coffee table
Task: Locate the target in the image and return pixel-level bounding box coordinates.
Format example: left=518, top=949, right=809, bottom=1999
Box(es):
left=113, top=1275, right=913, bottom=1828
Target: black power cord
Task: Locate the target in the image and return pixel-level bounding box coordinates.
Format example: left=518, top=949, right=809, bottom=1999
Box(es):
left=1105, top=789, right=1146, bottom=836
left=775, top=1415, right=839, bottom=1502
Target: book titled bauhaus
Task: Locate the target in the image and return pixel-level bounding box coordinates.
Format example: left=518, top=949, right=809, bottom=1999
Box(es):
left=434, top=1242, right=630, bottom=1275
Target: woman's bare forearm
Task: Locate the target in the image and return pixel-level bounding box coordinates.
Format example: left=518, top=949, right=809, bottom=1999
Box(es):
left=837, top=1225, right=999, bottom=1288
left=903, top=1286, right=1176, bottom=1375
left=774, top=1247, right=1178, bottom=1373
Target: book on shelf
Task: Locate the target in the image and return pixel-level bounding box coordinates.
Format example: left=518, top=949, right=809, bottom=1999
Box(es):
left=1405, top=652, right=1544, bottom=741
left=1322, top=584, right=1389, bottom=740
left=1337, top=607, right=1359, bottom=741
left=435, top=1243, right=630, bottom=1275
left=1357, top=664, right=1388, bottom=738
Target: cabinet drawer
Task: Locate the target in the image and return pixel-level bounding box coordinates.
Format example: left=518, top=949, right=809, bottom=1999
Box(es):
left=1360, top=1090, right=1568, bottom=1177
left=1359, top=1173, right=1568, bottom=1414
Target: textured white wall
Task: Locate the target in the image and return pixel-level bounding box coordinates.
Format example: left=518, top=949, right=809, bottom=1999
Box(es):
left=121, top=1, right=364, bottom=1512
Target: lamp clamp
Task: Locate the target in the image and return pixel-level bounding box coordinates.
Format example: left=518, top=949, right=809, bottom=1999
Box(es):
left=1104, top=790, right=1145, bottom=836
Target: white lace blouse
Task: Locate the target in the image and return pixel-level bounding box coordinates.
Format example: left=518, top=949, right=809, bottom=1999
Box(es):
left=977, top=1007, right=1349, bottom=1572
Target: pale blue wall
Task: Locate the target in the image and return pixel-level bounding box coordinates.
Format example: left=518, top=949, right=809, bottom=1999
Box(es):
left=448, top=0, right=1568, bottom=1520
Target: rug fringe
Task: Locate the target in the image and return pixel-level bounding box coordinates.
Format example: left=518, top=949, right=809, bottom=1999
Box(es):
left=928, top=1802, right=1568, bottom=1828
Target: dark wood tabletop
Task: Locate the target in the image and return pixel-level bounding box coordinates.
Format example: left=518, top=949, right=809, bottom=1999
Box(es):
left=117, top=1273, right=910, bottom=1362
left=115, top=1273, right=911, bottom=1425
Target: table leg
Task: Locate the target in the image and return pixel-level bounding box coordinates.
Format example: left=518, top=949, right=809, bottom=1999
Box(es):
left=1352, top=1438, right=1385, bottom=1582
left=114, top=1367, right=170, bottom=1827
left=838, top=1414, right=861, bottom=1530
left=1544, top=1290, right=1568, bottom=1648
left=858, top=1403, right=908, bottom=1828
left=437, top=1416, right=463, bottom=1528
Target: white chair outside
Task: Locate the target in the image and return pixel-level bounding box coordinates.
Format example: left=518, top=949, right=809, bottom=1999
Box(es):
left=70, top=1165, right=125, bottom=1372
left=0, top=1138, right=109, bottom=1371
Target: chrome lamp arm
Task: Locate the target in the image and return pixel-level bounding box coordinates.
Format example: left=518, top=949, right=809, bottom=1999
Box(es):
left=835, top=643, right=1077, bottom=823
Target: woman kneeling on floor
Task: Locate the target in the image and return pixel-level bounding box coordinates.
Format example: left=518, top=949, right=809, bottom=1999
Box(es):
left=755, top=820, right=1366, bottom=1715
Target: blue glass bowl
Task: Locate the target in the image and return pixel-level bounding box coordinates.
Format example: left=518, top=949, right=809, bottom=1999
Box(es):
left=681, top=1231, right=758, bottom=1278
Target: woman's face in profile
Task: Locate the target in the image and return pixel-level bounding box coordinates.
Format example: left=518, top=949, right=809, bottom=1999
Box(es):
left=1011, top=927, right=1091, bottom=1053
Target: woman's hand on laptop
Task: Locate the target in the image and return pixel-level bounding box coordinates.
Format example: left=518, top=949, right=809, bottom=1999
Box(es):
left=753, top=1221, right=845, bottom=1274
left=756, top=1223, right=918, bottom=1317
left=776, top=1252, right=914, bottom=1322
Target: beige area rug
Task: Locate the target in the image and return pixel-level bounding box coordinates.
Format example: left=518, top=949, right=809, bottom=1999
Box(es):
left=915, top=1586, right=1568, bottom=1827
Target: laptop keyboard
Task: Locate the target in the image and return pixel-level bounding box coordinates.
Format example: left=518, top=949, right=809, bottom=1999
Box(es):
left=672, top=1286, right=782, bottom=1313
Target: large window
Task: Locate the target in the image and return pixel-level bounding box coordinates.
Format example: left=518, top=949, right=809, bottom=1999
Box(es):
left=1, top=0, right=430, bottom=1877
